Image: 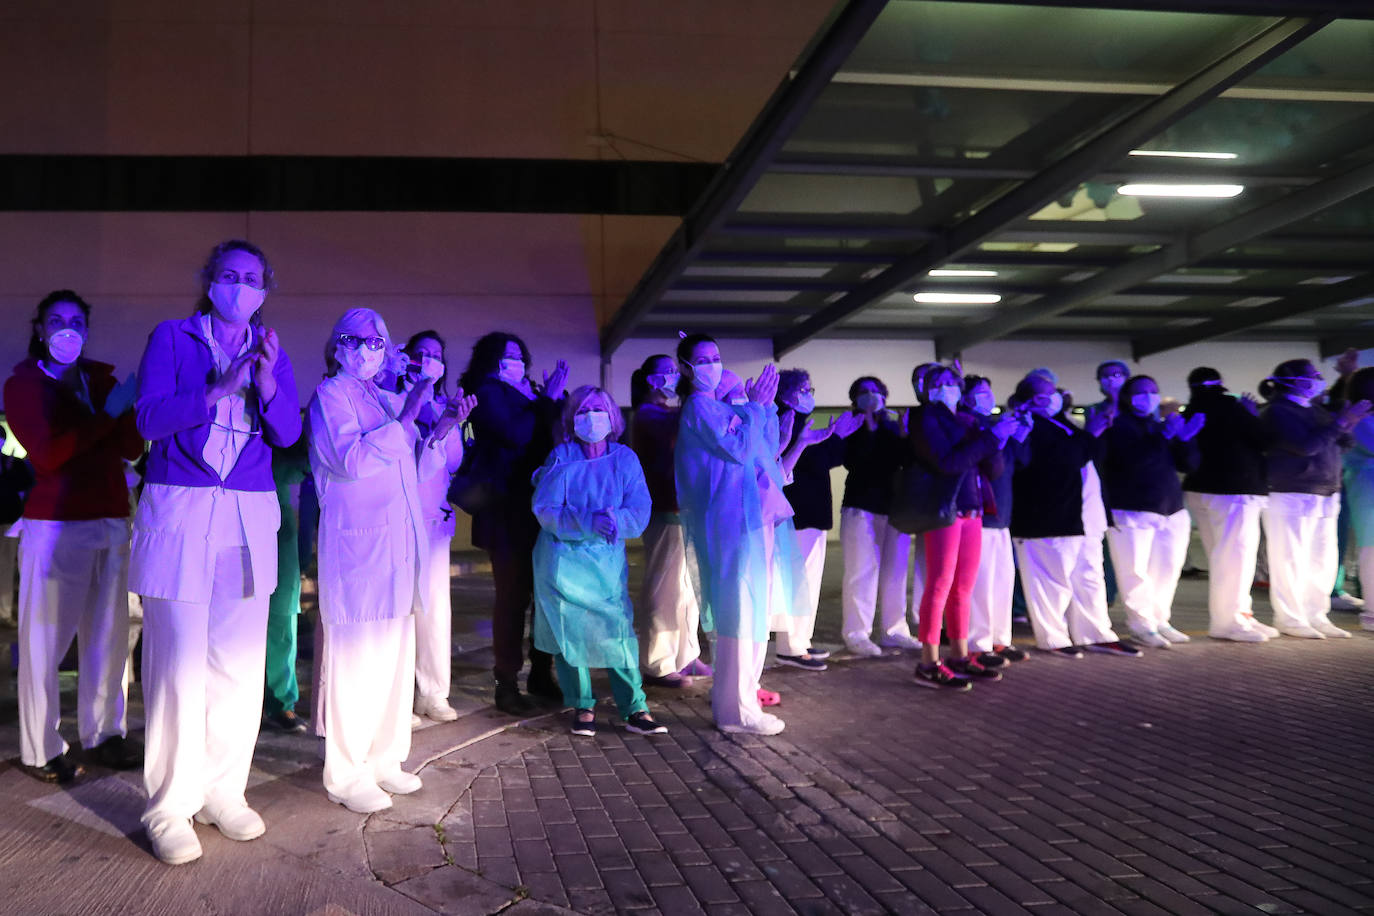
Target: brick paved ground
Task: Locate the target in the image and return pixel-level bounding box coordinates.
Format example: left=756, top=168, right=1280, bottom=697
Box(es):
left=2, top=555, right=1373, bottom=915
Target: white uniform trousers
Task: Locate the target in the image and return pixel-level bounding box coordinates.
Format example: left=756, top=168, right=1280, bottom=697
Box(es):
left=776, top=527, right=826, bottom=657
left=839, top=508, right=913, bottom=643
left=1106, top=509, right=1191, bottom=635
left=636, top=516, right=701, bottom=678
left=141, top=547, right=268, bottom=830
left=968, top=526, right=1014, bottom=653
left=16, top=520, right=130, bottom=766
left=414, top=521, right=453, bottom=701
left=1185, top=492, right=1266, bottom=634
left=1262, top=492, right=1340, bottom=631
left=1014, top=535, right=1119, bottom=649
left=322, top=616, right=415, bottom=799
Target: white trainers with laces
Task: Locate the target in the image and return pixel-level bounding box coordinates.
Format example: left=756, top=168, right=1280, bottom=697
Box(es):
left=1133, top=630, right=1171, bottom=649
left=1279, top=625, right=1325, bottom=639
left=1157, top=624, right=1191, bottom=644
left=1209, top=625, right=1267, bottom=643
left=879, top=632, right=923, bottom=650
left=844, top=636, right=883, bottom=657
left=1311, top=618, right=1353, bottom=639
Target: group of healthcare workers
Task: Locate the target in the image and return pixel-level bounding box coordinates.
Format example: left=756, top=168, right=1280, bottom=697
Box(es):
left=7, top=236, right=1372, bottom=867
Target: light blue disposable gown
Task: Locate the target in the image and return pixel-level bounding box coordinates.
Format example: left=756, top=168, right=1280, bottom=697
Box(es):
left=674, top=393, right=804, bottom=643
left=532, top=441, right=652, bottom=669
left=1344, top=415, right=1374, bottom=547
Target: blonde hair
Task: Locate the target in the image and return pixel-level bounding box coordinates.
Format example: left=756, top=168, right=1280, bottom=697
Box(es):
left=555, top=385, right=625, bottom=444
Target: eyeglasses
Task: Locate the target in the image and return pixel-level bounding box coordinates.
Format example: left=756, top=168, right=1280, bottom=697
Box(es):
left=216, top=269, right=265, bottom=290
left=337, top=334, right=386, bottom=352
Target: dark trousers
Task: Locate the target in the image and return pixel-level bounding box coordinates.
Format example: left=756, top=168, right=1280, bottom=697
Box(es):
left=486, top=520, right=552, bottom=685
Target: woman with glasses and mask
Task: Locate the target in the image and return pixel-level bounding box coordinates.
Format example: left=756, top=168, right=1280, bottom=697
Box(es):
left=531, top=385, right=664, bottom=737
left=5, top=290, right=144, bottom=786
left=675, top=334, right=802, bottom=735
left=132, top=240, right=301, bottom=865
left=1259, top=359, right=1371, bottom=638
left=1101, top=376, right=1204, bottom=649
left=629, top=353, right=707, bottom=688
left=401, top=331, right=477, bottom=723
left=308, top=308, right=434, bottom=814
left=457, top=332, right=568, bottom=715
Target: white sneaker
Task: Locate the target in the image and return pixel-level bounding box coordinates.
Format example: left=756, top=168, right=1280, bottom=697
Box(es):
left=410, top=714, right=423, bottom=730
left=148, top=818, right=202, bottom=866
left=1132, top=630, right=1171, bottom=649
left=415, top=695, right=459, bottom=722
left=719, top=713, right=785, bottom=736
left=878, top=632, right=923, bottom=650
left=328, top=781, right=393, bottom=813
left=1157, top=624, right=1191, bottom=644
left=1279, top=625, right=1325, bottom=639
left=1360, top=611, right=1374, bottom=632
left=378, top=770, right=423, bottom=795
left=193, top=802, right=265, bottom=841
left=1311, top=619, right=1353, bottom=639
left=1330, top=592, right=1364, bottom=611
left=1251, top=620, right=1280, bottom=639
left=844, top=636, right=883, bottom=657
left=1209, top=625, right=1267, bottom=643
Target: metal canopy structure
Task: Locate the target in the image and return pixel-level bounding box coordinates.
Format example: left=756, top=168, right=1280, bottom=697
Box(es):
left=600, top=0, right=1374, bottom=362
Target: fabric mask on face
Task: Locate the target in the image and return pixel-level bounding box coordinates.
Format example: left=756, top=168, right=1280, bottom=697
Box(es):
left=1130, top=393, right=1161, bottom=416
left=855, top=392, right=885, bottom=414
left=689, top=361, right=723, bottom=393
left=337, top=345, right=385, bottom=381
left=420, top=356, right=444, bottom=380
left=498, top=358, right=525, bottom=384
left=789, top=392, right=816, bottom=414
left=970, top=391, right=995, bottom=416
left=208, top=281, right=266, bottom=325
left=574, top=410, right=612, bottom=444
left=46, top=329, right=84, bottom=365
left=933, top=385, right=961, bottom=411
left=1046, top=392, right=1064, bottom=416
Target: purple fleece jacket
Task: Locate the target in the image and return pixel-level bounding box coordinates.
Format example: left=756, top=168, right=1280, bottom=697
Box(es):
left=136, top=316, right=302, bottom=490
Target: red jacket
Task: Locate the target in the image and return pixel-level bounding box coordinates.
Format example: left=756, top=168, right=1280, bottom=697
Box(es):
left=4, top=357, right=143, bottom=521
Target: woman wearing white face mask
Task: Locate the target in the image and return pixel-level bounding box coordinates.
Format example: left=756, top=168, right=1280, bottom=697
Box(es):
left=457, top=332, right=568, bottom=714
left=674, top=334, right=803, bottom=734
left=531, top=386, right=663, bottom=736
left=401, top=331, right=477, bottom=723
left=4, top=290, right=144, bottom=786
left=1258, top=359, right=1371, bottom=638
left=308, top=308, right=433, bottom=814
left=629, top=354, right=708, bottom=687
left=1101, top=376, right=1204, bottom=648
left=132, top=240, right=301, bottom=865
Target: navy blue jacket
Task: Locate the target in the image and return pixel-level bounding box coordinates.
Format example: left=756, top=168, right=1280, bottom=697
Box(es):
left=841, top=416, right=906, bottom=515
left=465, top=377, right=561, bottom=548
left=1262, top=397, right=1350, bottom=496
left=781, top=411, right=848, bottom=531
left=909, top=403, right=1002, bottom=515
left=1011, top=417, right=1101, bottom=539
left=1181, top=390, right=1268, bottom=496
left=1101, top=412, right=1198, bottom=516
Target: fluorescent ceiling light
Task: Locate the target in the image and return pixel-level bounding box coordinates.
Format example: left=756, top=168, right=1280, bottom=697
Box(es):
left=913, top=292, right=1002, bottom=305
left=1118, top=183, right=1244, bottom=198
left=928, top=269, right=998, bottom=278
left=1128, top=149, right=1237, bottom=160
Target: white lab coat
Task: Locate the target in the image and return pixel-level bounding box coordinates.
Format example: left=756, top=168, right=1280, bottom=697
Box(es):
left=413, top=399, right=464, bottom=700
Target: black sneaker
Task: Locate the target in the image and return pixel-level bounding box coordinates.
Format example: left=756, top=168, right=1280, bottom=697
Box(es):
left=1085, top=641, right=1143, bottom=658
left=570, top=710, right=597, bottom=737
left=25, top=753, right=83, bottom=784
left=913, top=663, right=973, bottom=691
left=949, top=656, right=1002, bottom=682
left=974, top=651, right=1008, bottom=669
left=997, top=645, right=1029, bottom=663
left=90, top=735, right=143, bottom=769
left=806, top=647, right=831, bottom=661
left=775, top=654, right=827, bottom=671
left=1049, top=646, right=1084, bottom=659
left=262, top=709, right=309, bottom=735
left=495, top=682, right=535, bottom=715
left=624, top=712, right=667, bottom=735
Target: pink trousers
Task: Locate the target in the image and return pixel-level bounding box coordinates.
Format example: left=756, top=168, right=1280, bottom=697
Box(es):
left=917, top=515, right=982, bottom=645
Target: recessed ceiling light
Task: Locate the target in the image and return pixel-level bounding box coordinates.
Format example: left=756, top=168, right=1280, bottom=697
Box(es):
left=928, top=269, right=999, bottom=278
left=913, top=292, right=1002, bottom=304
left=1128, top=149, right=1238, bottom=160
left=1118, top=183, right=1244, bottom=198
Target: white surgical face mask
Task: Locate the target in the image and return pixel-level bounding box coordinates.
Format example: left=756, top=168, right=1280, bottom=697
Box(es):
left=933, top=385, right=961, bottom=411
left=856, top=392, right=884, bottom=414
left=420, top=356, right=444, bottom=380
left=574, top=410, right=612, bottom=443
left=498, top=358, right=525, bottom=384
left=789, top=392, right=815, bottom=414
left=970, top=391, right=995, bottom=416
left=649, top=372, right=680, bottom=396
left=337, top=345, right=385, bottom=381
left=689, top=361, right=723, bottom=393
left=46, top=328, right=84, bottom=365
left=1130, top=392, right=1160, bottom=416
left=1047, top=392, right=1064, bottom=416
left=208, top=281, right=265, bottom=325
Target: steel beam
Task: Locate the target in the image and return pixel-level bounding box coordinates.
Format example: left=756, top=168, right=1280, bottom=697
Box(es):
left=1132, top=272, right=1374, bottom=358
left=598, top=0, right=890, bottom=358
left=771, top=15, right=1331, bottom=359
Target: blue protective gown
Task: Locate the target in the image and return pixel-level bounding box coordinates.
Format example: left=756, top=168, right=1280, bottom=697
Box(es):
left=674, top=393, right=804, bottom=642
left=531, top=442, right=652, bottom=669
left=1343, top=415, right=1374, bottom=547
